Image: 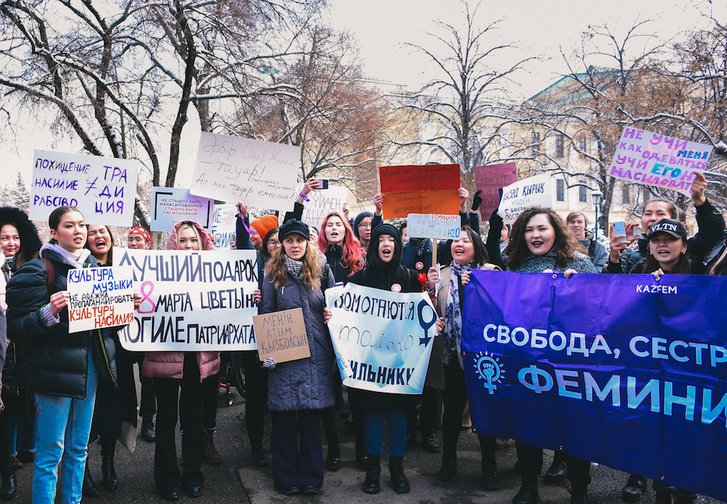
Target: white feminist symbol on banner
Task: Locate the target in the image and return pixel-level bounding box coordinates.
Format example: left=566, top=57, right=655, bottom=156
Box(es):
left=474, top=352, right=505, bottom=394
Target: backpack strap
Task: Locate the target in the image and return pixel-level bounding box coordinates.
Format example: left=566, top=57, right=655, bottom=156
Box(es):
left=41, top=257, right=56, bottom=294
left=588, top=239, right=597, bottom=260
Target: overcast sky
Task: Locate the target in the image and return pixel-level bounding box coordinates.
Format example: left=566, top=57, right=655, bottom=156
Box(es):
left=327, top=0, right=722, bottom=97
left=1, top=0, right=724, bottom=188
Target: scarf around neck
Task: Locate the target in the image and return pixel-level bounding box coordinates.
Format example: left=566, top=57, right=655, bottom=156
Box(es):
left=443, top=261, right=471, bottom=366
left=285, top=256, right=303, bottom=278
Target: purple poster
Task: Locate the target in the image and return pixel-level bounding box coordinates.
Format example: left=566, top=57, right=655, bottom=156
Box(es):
left=462, top=270, right=727, bottom=502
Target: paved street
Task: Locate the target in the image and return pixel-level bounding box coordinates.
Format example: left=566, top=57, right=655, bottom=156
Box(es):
left=11, top=387, right=725, bottom=503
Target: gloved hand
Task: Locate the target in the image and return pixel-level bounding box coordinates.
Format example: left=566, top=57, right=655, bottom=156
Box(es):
left=262, top=357, right=277, bottom=369
left=471, top=190, right=482, bottom=211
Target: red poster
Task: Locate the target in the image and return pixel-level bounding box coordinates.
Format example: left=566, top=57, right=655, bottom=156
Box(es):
left=379, top=164, right=460, bottom=218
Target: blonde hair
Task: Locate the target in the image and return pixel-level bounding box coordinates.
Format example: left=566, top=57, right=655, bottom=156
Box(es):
left=176, top=223, right=202, bottom=249
left=265, top=240, right=322, bottom=290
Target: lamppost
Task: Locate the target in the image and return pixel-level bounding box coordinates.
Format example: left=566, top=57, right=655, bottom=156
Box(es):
left=591, top=190, right=603, bottom=239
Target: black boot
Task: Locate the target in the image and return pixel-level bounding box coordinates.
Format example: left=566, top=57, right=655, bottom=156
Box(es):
left=0, top=472, right=16, bottom=501
left=101, top=440, right=119, bottom=491
left=362, top=455, right=380, bottom=494
left=513, top=484, right=540, bottom=504
left=388, top=456, right=410, bottom=494
left=513, top=444, right=540, bottom=504
left=141, top=417, right=156, bottom=443
left=83, top=463, right=100, bottom=498
left=544, top=451, right=568, bottom=483
left=622, top=475, right=648, bottom=503
left=421, top=428, right=441, bottom=453
left=437, top=451, right=457, bottom=481
left=202, top=428, right=222, bottom=465
left=479, top=435, right=499, bottom=490
left=571, top=480, right=588, bottom=504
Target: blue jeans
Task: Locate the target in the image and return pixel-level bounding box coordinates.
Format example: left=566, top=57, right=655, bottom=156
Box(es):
left=365, top=406, right=407, bottom=457
left=32, top=354, right=98, bottom=504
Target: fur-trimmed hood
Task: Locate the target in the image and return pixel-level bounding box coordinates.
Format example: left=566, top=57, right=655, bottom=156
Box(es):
left=166, top=220, right=214, bottom=251
left=0, top=207, right=42, bottom=266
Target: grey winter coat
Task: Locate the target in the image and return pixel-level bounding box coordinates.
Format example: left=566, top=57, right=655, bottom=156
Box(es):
left=260, top=266, right=335, bottom=412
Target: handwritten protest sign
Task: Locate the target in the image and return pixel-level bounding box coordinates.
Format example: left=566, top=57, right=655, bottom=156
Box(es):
left=407, top=214, right=461, bottom=240
left=497, top=173, right=552, bottom=224
left=609, top=127, right=712, bottom=196
left=191, top=132, right=300, bottom=210
left=379, top=164, right=460, bottom=218
left=252, top=308, right=310, bottom=363
left=325, top=283, right=439, bottom=394
left=301, top=186, right=348, bottom=229
left=114, top=249, right=259, bottom=351
left=30, top=149, right=138, bottom=226
left=151, top=187, right=214, bottom=232
left=211, top=204, right=237, bottom=249
left=473, top=162, right=518, bottom=220
left=67, top=267, right=135, bottom=333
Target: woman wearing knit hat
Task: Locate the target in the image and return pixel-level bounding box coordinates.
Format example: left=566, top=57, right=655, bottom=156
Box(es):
left=340, top=223, right=442, bottom=494
left=260, top=220, right=335, bottom=496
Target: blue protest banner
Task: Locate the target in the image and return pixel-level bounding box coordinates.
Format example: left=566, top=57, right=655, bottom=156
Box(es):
left=462, top=270, right=727, bottom=501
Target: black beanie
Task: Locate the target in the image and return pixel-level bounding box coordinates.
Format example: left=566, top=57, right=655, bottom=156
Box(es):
left=278, top=219, right=310, bottom=242
left=367, top=223, right=402, bottom=270
left=353, top=211, right=373, bottom=239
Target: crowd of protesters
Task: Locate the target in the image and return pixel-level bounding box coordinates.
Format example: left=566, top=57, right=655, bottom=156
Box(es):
left=0, top=171, right=724, bottom=504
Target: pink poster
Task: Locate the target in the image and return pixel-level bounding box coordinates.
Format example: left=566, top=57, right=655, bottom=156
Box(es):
left=473, top=162, right=518, bottom=220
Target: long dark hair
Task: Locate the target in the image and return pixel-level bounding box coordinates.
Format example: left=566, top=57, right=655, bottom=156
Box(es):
left=460, top=226, right=488, bottom=267
left=0, top=206, right=42, bottom=268
left=505, top=207, right=583, bottom=270
left=84, top=224, right=115, bottom=265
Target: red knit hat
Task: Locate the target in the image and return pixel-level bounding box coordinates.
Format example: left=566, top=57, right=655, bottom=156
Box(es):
left=128, top=226, right=151, bottom=245
left=250, top=215, right=278, bottom=237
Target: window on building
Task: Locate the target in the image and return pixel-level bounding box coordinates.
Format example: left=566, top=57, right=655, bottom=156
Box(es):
left=556, top=179, right=565, bottom=202
left=531, top=131, right=541, bottom=156
left=555, top=134, right=565, bottom=158
left=622, top=184, right=631, bottom=204
left=579, top=185, right=588, bottom=203
left=578, top=136, right=587, bottom=158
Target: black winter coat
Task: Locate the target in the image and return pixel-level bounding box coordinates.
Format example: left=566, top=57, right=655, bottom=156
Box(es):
left=6, top=247, right=118, bottom=399
left=348, top=265, right=422, bottom=410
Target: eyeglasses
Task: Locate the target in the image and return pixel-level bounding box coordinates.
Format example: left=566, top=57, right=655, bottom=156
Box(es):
left=358, top=223, right=372, bottom=229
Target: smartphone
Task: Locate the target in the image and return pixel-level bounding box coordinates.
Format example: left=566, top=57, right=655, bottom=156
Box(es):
left=613, top=221, right=626, bottom=236
left=315, top=179, right=329, bottom=189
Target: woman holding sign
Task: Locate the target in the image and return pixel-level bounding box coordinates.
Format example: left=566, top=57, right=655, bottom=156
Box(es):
left=317, top=210, right=364, bottom=469
left=84, top=225, right=138, bottom=495
left=426, top=226, right=501, bottom=490
left=5, top=206, right=128, bottom=504
left=504, top=207, right=596, bottom=504
left=142, top=220, right=221, bottom=501
left=347, top=223, right=434, bottom=494
left=261, top=219, right=335, bottom=496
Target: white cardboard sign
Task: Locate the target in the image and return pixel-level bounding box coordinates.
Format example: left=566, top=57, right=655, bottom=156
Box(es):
left=191, top=132, right=300, bottom=210
left=30, top=149, right=138, bottom=226
left=497, top=173, right=553, bottom=224
left=407, top=214, right=461, bottom=240
left=150, top=187, right=214, bottom=232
